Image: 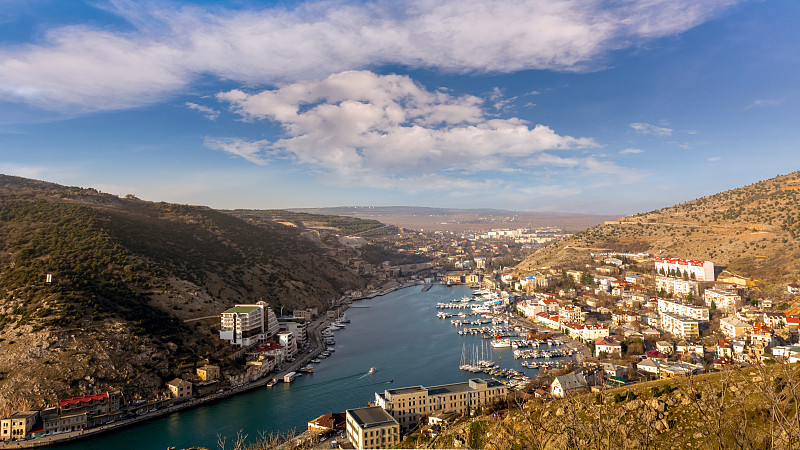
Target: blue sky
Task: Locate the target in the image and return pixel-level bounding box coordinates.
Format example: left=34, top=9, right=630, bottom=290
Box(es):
left=0, top=0, right=798, bottom=214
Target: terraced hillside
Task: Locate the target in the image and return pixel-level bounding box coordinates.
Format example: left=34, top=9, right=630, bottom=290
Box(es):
left=518, top=171, right=800, bottom=296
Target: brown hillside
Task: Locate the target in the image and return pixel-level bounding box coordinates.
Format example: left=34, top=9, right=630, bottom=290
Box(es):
left=517, top=171, right=800, bottom=296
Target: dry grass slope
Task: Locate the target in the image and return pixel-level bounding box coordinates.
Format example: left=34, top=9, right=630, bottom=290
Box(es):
left=518, top=171, right=800, bottom=295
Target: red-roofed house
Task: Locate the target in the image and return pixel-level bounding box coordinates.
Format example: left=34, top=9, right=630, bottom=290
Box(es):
left=788, top=283, right=800, bottom=295
left=787, top=316, right=799, bottom=330
left=595, top=336, right=622, bottom=357
left=307, top=412, right=346, bottom=433
left=58, top=392, right=120, bottom=417
left=535, top=312, right=560, bottom=330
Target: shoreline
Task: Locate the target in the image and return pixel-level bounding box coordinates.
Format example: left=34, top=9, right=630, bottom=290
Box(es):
left=1, top=281, right=421, bottom=449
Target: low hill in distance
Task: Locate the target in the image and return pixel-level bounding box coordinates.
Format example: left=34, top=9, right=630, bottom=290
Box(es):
left=517, top=171, right=800, bottom=296
left=291, top=206, right=618, bottom=233
left=0, top=175, right=379, bottom=413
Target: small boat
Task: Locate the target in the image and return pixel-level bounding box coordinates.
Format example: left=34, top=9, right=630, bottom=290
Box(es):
left=266, top=378, right=277, bottom=387
left=368, top=367, right=377, bottom=374
left=311, top=358, right=321, bottom=363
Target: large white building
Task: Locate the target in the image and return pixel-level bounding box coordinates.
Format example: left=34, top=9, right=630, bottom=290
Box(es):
left=657, top=298, right=709, bottom=321
left=374, top=379, right=506, bottom=435
left=654, top=257, right=715, bottom=281
left=655, top=277, right=698, bottom=298
left=704, top=289, right=742, bottom=313
left=219, top=302, right=279, bottom=347
left=720, top=316, right=751, bottom=337
left=345, top=406, right=400, bottom=450
left=659, top=312, right=700, bottom=339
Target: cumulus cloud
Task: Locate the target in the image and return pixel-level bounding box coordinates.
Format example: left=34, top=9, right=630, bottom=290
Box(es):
left=209, top=70, right=602, bottom=187
left=619, top=148, right=644, bottom=154
left=629, top=122, right=673, bottom=136
left=0, top=0, right=741, bottom=112
left=185, top=102, right=219, bottom=120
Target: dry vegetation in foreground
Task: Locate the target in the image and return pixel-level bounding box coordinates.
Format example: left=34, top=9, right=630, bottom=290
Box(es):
left=395, top=362, right=800, bottom=450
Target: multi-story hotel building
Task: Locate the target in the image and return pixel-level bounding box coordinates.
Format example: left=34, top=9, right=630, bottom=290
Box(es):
left=654, top=257, right=715, bottom=281
left=345, top=406, right=400, bottom=450
left=704, top=288, right=742, bottom=313
left=219, top=301, right=279, bottom=347
left=374, top=378, right=506, bottom=434
left=655, top=277, right=698, bottom=298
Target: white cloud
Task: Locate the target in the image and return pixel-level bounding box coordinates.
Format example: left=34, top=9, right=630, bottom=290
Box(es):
left=707, top=156, right=721, bottom=162
left=0, top=162, right=49, bottom=179
left=210, top=70, right=603, bottom=188
left=746, top=98, right=784, bottom=109
left=185, top=102, right=219, bottom=120
left=0, top=0, right=741, bottom=112
left=629, top=122, right=673, bottom=136
left=619, top=148, right=644, bottom=154
left=204, top=137, right=270, bottom=166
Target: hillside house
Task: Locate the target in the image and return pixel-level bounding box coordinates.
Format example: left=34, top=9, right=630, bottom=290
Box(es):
left=550, top=373, right=588, bottom=398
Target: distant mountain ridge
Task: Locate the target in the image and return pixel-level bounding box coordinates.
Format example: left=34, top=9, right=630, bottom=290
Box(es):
left=0, top=175, right=370, bottom=413
left=518, top=171, right=800, bottom=296
left=290, top=206, right=595, bottom=217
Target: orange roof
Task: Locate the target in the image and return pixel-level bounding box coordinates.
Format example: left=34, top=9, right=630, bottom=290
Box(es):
left=59, top=392, right=109, bottom=408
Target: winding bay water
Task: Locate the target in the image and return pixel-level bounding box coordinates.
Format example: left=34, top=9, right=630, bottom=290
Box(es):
left=54, top=284, right=541, bottom=449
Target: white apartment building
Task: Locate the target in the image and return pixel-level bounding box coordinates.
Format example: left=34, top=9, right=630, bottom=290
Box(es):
left=219, top=302, right=279, bottom=347
left=279, top=320, right=307, bottom=346
left=659, top=312, right=700, bottom=339
left=657, top=298, right=709, bottom=321
left=345, top=406, right=400, bottom=450
left=655, top=277, right=698, bottom=298
left=374, top=379, right=506, bottom=435
left=704, top=289, right=742, bottom=313
left=655, top=257, right=715, bottom=281
left=720, top=316, right=751, bottom=337
left=277, top=332, right=296, bottom=357
left=559, top=306, right=583, bottom=323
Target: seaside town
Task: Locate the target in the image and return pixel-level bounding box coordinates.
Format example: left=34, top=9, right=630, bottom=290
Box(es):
left=3, top=224, right=800, bottom=449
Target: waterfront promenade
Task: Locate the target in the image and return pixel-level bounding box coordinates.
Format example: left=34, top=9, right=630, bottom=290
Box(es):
left=0, top=313, right=334, bottom=449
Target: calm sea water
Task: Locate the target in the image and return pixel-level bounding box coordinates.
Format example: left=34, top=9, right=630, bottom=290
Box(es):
left=53, top=284, right=541, bottom=450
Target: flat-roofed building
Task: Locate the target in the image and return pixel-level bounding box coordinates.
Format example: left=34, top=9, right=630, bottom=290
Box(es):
left=346, top=406, right=400, bottom=450
left=657, top=298, right=709, bottom=321
left=654, top=258, right=714, bottom=281
left=277, top=332, right=296, bottom=357
left=0, top=411, right=39, bottom=441
left=374, top=378, right=506, bottom=434
left=219, top=301, right=279, bottom=347
left=196, top=364, right=220, bottom=382
left=720, top=316, right=751, bottom=337
left=656, top=277, right=698, bottom=298
left=659, top=312, right=700, bottom=339
left=279, top=320, right=307, bottom=346
left=704, top=289, right=742, bottom=313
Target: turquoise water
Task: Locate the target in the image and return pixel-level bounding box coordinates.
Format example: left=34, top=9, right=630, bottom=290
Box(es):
left=53, top=285, right=541, bottom=449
